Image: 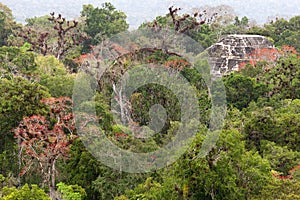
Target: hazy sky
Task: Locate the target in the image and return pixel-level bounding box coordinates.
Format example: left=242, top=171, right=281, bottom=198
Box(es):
left=1, top=0, right=299, bottom=28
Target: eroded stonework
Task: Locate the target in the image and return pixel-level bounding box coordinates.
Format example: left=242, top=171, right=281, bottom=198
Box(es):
left=208, top=34, right=277, bottom=77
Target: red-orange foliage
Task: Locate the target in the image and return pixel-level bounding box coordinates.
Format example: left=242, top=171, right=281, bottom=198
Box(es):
left=114, top=133, right=128, bottom=139
left=247, top=48, right=278, bottom=63
left=280, top=45, right=298, bottom=54
left=238, top=45, right=300, bottom=70
left=164, top=58, right=190, bottom=71
left=279, top=45, right=299, bottom=58
left=238, top=47, right=279, bottom=70
left=238, top=60, right=256, bottom=71
left=73, top=53, right=94, bottom=64
left=110, top=43, right=130, bottom=55
left=74, top=42, right=133, bottom=65
left=272, top=173, right=293, bottom=180
left=272, top=164, right=300, bottom=180
left=290, top=164, right=300, bottom=176
left=14, top=97, right=76, bottom=195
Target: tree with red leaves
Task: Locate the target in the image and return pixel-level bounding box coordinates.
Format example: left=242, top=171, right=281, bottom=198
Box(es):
left=238, top=47, right=279, bottom=70
left=14, top=97, right=76, bottom=199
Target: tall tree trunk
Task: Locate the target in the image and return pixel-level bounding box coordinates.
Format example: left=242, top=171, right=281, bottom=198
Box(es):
left=17, top=138, right=22, bottom=188
left=49, top=158, right=57, bottom=199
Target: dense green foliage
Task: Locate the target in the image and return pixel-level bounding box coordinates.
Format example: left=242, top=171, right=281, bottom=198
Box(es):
left=56, top=182, right=86, bottom=200
left=0, top=2, right=299, bottom=200
left=0, top=3, right=18, bottom=46
left=81, top=2, right=129, bottom=52
left=0, top=184, right=50, bottom=200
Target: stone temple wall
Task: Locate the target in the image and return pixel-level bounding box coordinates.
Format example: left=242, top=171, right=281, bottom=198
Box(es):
left=208, top=34, right=277, bottom=77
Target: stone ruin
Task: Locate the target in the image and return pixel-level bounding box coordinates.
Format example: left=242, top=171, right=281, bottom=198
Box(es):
left=208, top=34, right=278, bottom=77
